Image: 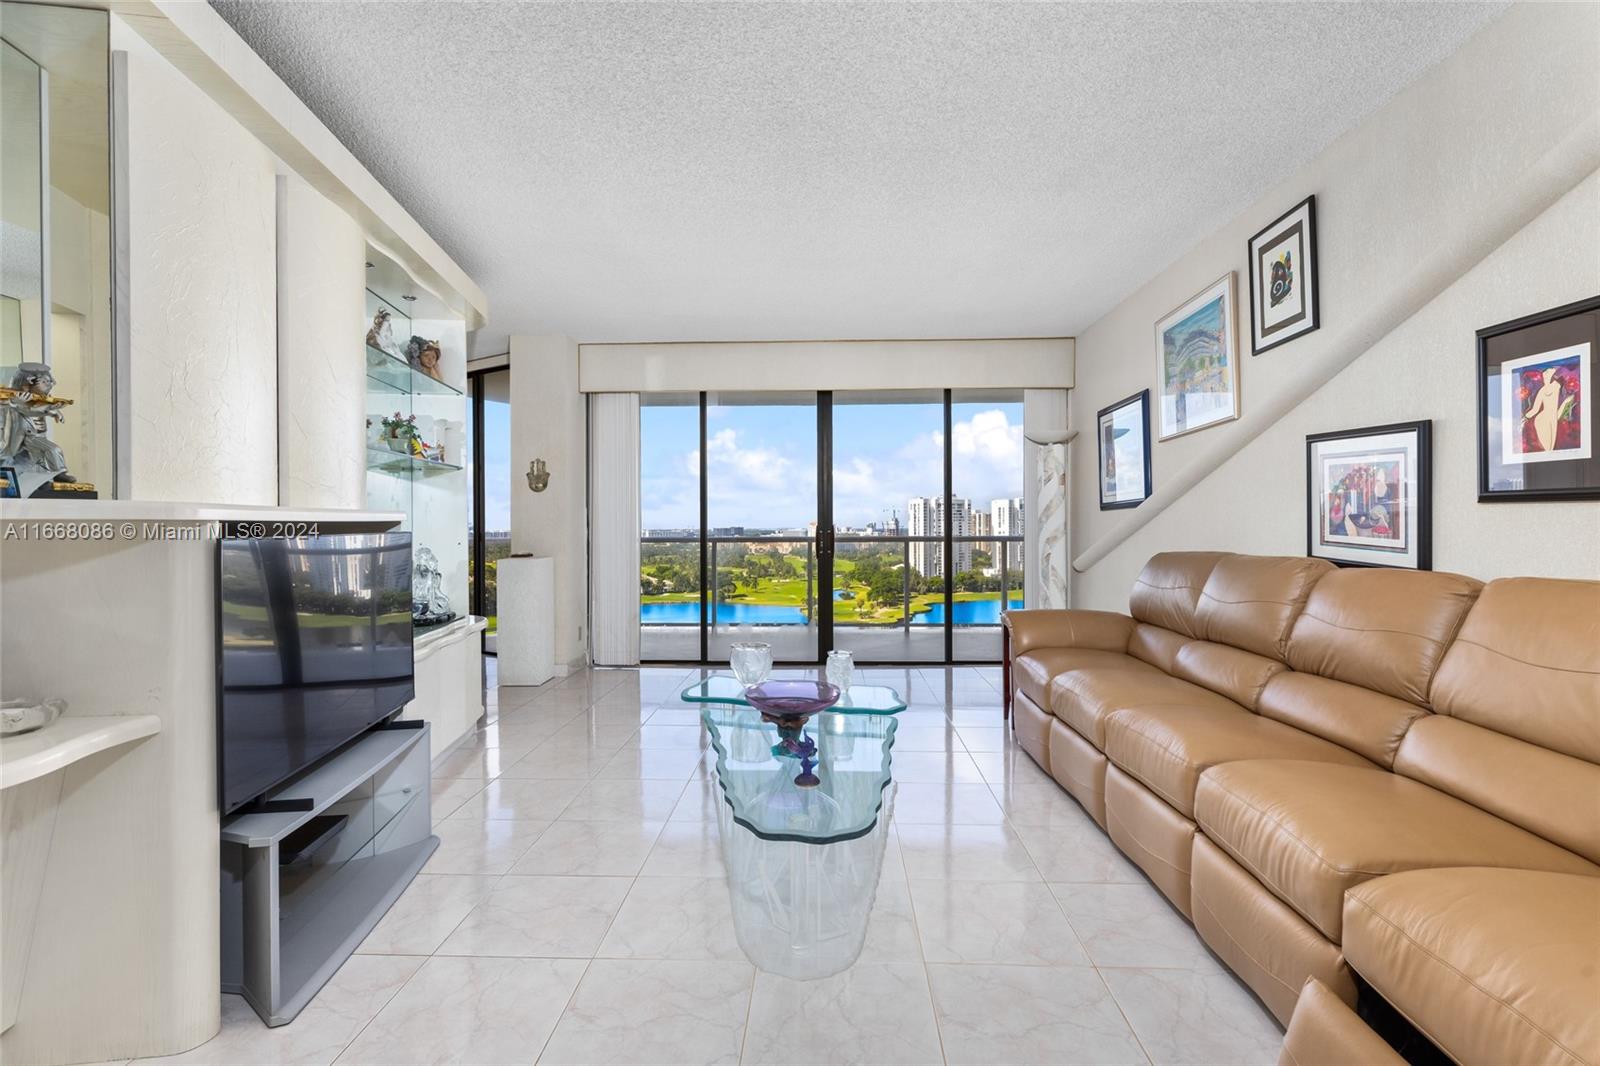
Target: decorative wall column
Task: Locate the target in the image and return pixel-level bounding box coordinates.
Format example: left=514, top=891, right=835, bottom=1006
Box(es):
left=1024, top=389, right=1071, bottom=610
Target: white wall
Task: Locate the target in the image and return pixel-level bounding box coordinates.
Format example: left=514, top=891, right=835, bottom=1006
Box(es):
left=1070, top=2, right=1600, bottom=610
left=276, top=174, right=366, bottom=508
left=510, top=334, right=588, bottom=671
left=116, top=15, right=279, bottom=505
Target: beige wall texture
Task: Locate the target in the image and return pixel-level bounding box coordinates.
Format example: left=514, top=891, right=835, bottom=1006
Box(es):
left=1069, top=2, right=1600, bottom=611
left=510, top=334, right=589, bottom=671
left=117, top=16, right=280, bottom=505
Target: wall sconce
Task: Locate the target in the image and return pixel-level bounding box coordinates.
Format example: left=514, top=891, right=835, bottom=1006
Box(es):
left=526, top=458, right=550, bottom=492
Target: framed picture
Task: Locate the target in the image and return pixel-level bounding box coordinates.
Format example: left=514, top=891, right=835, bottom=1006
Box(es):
left=1248, top=194, right=1319, bottom=355
left=1155, top=272, right=1239, bottom=440
left=1477, top=295, right=1600, bottom=501
left=1306, top=421, right=1431, bottom=570
left=1097, top=389, right=1152, bottom=510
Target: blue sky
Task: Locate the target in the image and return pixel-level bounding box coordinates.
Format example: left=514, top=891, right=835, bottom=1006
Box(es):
left=642, top=399, right=1023, bottom=531
left=473, top=398, right=513, bottom=534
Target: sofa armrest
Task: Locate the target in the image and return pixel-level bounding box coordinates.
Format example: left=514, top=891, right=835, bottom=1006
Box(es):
left=1002, top=609, right=1135, bottom=657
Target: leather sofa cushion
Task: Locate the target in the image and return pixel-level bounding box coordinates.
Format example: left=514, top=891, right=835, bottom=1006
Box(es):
left=1005, top=608, right=1134, bottom=658
left=1172, top=640, right=1286, bottom=709
left=1430, top=577, right=1600, bottom=763
left=1257, top=672, right=1427, bottom=768
left=1286, top=568, right=1481, bottom=705
left=1196, top=760, right=1599, bottom=941
left=1191, top=834, right=1356, bottom=1025
left=1279, top=978, right=1406, bottom=1066
left=1194, top=555, right=1333, bottom=661
left=1127, top=622, right=1191, bottom=672
left=1344, top=867, right=1600, bottom=1066
left=1013, top=648, right=1151, bottom=709
left=1129, top=551, right=1230, bottom=638
left=1394, top=714, right=1600, bottom=865
left=1049, top=667, right=1238, bottom=749
left=1103, top=706, right=1372, bottom=818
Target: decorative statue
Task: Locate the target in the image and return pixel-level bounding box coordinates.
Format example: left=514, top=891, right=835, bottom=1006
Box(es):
left=411, top=546, right=456, bottom=627
left=366, top=309, right=402, bottom=359
left=404, top=335, right=445, bottom=383
left=0, top=363, right=96, bottom=498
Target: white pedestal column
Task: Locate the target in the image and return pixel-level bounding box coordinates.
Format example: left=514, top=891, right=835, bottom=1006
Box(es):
left=498, top=556, right=556, bottom=686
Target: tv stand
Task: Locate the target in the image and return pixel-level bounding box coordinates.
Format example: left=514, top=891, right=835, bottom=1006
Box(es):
left=220, top=723, right=436, bottom=1026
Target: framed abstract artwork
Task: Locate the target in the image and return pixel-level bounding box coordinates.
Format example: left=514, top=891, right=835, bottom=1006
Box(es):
left=1155, top=272, right=1239, bottom=440
left=1097, top=389, right=1152, bottom=510
left=1306, top=420, right=1432, bottom=570
left=1477, top=295, right=1600, bottom=501
left=1248, top=194, right=1319, bottom=355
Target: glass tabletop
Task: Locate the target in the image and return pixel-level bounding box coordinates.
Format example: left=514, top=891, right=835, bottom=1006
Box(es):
left=680, top=674, right=906, bottom=715
left=700, top=705, right=896, bottom=844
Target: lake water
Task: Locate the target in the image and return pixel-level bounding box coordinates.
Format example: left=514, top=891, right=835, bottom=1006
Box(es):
left=639, top=595, right=1023, bottom=626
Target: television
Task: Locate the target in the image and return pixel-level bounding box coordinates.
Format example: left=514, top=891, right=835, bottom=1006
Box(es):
left=217, top=532, right=415, bottom=816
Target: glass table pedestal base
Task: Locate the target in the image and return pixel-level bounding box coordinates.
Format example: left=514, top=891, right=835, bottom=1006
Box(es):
left=717, top=785, right=896, bottom=981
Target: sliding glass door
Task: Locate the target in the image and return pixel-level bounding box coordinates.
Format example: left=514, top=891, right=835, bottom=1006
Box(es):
left=703, top=392, right=820, bottom=661
left=467, top=367, right=510, bottom=653
left=832, top=391, right=948, bottom=662
left=636, top=388, right=1023, bottom=664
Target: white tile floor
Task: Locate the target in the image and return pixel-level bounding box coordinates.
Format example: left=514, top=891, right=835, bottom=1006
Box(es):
left=141, top=664, right=1285, bottom=1066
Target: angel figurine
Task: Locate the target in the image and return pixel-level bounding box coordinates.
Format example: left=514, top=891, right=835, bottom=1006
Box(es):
left=366, top=308, right=402, bottom=359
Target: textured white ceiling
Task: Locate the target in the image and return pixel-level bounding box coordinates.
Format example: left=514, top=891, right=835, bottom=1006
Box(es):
left=211, top=1, right=1503, bottom=354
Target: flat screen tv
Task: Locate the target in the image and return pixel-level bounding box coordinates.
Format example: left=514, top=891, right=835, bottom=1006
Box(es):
left=217, top=532, right=415, bottom=816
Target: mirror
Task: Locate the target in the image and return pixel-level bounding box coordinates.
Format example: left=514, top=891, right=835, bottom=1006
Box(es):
left=0, top=38, right=44, bottom=363
left=0, top=2, right=112, bottom=493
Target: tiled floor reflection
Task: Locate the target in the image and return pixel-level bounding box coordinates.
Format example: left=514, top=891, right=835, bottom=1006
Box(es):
left=142, top=663, right=1283, bottom=1066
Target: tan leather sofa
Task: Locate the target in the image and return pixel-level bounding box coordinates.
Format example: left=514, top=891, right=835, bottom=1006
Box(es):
left=1004, top=552, right=1600, bottom=1065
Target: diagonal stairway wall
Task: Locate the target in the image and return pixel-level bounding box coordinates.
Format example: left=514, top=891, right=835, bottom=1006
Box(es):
left=1069, top=1, right=1600, bottom=609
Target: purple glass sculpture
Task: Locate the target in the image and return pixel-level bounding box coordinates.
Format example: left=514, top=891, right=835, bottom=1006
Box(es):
left=743, top=679, right=841, bottom=723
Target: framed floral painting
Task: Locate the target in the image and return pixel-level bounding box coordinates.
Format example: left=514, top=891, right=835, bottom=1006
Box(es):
left=1477, top=296, right=1599, bottom=501
left=1097, top=389, right=1152, bottom=509
left=1307, top=420, right=1431, bottom=570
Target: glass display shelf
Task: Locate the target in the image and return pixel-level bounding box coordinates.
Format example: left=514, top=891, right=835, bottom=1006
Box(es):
left=681, top=674, right=906, bottom=715
left=701, top=705, right=897, bottom=844
left=366, top=445, right=463, bottom=478
left=366, top=344, right=463, bottom=398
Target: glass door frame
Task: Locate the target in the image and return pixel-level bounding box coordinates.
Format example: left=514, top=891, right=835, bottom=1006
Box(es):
left=466, top=364, right=498, bottom=654
left=639, top=388, right=1021, bottom=666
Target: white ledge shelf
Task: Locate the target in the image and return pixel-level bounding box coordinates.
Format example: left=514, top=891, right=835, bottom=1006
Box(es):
left=1, top=715, right=162, bottom=790
left=0, top=499, right=405, bottom=527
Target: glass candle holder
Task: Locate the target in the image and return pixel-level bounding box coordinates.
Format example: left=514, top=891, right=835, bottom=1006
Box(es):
left=729, top=641, right=774, bottom=689
left=825, top=650, right=854, bottom=693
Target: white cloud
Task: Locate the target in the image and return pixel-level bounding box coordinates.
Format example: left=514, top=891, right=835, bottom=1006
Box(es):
left=645, top=406, right=1024, bottom=532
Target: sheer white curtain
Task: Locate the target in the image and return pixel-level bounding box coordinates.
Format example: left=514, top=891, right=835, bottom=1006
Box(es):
left=588, top=392, right=641, bottom=665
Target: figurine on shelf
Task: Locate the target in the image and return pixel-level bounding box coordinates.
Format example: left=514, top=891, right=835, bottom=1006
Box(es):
left=405, top=335, right=445, bottom=383
left=0, top=363, right=97, bottom=498
left=366, top=309, right=403, bottom=359
left=411, top=547, right=457, bottom=628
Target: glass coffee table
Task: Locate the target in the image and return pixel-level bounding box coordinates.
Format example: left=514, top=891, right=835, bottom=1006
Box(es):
left=682, top=675, right=905, bottom=978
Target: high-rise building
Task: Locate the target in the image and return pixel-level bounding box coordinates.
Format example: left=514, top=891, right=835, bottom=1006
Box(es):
left=907, top=496, right=972, bottom=577
left=991, top=497, right=1024, bottom=569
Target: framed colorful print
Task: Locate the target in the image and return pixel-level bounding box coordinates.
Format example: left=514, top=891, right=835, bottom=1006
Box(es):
left=1477, top=295, right=1600, bottom=501
left=1248, top=194, right=1319, bottom=355
left=1155, top=272, right=1239, bottom=440
left=1306, top=420, right=1431, bottom=570
left=1097, top=389, right=1152, bottom=510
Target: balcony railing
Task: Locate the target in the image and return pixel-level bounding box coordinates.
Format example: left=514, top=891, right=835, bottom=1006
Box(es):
left=640, top=534, right=1023, bottom=629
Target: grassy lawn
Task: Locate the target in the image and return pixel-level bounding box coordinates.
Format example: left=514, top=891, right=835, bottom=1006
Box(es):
left=642, top=548, right=1018, bottom=625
